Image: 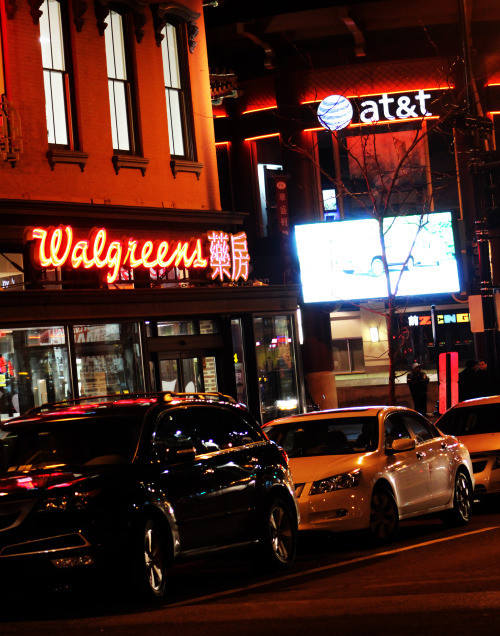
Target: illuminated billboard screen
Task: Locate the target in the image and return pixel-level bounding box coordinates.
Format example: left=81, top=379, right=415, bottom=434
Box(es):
left=295, top=212, right=460, bottom=303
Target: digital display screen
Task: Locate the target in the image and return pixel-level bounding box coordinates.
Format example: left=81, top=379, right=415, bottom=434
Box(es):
left=295, top=212, right=461, bottom=303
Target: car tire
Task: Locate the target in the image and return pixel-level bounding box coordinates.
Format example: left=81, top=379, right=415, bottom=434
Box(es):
left=370, top=257, right=384, bottom=277
left=258, top=496, right=297, bottom=571
left=135, top=518, right=170, bottom=602
left=368, top=486, right=399, bottom=543
left=442, top=469, right=472, bottom=527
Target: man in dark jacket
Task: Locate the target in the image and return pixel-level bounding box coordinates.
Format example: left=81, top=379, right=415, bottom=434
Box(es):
left=406, top=362, right=430, bottom=415
left=458, top=359, right=480, bottom=401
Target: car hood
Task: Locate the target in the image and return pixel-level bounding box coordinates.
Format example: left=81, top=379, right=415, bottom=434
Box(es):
left=289, top=454, right=366, bottom=483
left=454, top=433, right=500, bottom=453
left=0, top=465, right=123, bottom=498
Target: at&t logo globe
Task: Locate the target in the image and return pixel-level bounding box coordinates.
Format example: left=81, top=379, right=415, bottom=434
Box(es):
left=317, top=94, right=353, bottom=131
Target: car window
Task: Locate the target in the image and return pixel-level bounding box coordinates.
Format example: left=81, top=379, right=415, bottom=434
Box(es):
left=154, top=406, right=263, bottom=455
left=263, top=416, right=378, bottom=457
left=402, top=414, right=439, bottom=442
left=438, top=403, right=500, bottom=436
left=384, top=414, right=412, bottom=451
left=0, top=414, right=142, bottom=471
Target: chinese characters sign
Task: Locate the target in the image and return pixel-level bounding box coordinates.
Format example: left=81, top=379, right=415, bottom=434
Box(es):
left=274, top=179, right=289, bottom=236
left=208, top=231, right=250, bottom=281
left=27, top=226, right=251, bottom=285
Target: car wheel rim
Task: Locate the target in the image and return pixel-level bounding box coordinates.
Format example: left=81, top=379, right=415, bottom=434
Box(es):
left=269, top=504, right=293, bottom=563
left=371, top=259, right=384, bottom=277
left=144, top=525, right=164, bottom=594
left=370, top=491, right=397, bottom=539
left=456, top=474, right=471, bottom=521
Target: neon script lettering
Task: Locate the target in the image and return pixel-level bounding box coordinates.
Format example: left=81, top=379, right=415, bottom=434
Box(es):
left=31, top=226, right=209, bottom=284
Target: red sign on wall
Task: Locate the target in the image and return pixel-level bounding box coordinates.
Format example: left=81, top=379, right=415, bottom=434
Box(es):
left=438, top=351, right=459, bottom=414
left=275, top=179, right=289, bottom=236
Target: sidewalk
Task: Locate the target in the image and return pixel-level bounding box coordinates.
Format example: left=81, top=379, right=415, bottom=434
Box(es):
left=334, top=371, right=440, bottom=421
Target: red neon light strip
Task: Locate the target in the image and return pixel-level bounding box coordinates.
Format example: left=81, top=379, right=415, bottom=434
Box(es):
left=244, top=132, right=280, bottom=142
left=242, top=105, right=277, bottom=115
left=349, top=115, right=439, bottom=128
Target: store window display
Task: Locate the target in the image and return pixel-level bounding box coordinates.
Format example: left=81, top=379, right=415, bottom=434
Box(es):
left=0, top=327, right=70, bottom=419
left=254, top=315, right=299, bottom=423
left=73, top=323, right=144, bottom=397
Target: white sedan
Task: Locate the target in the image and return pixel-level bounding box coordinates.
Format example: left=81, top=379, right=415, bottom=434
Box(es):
left=436, top=395, right=500, bottom=496
left=263, top=406, right=474, bottom=542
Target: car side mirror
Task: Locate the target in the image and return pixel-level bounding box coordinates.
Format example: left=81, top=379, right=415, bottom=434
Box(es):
left=389, top=438, right=416, bottom=453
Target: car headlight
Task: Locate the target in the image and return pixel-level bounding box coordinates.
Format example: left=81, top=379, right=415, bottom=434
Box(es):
left=42, top=488, right=101, bottom=511
left=309, top=469, right=361, bottom=495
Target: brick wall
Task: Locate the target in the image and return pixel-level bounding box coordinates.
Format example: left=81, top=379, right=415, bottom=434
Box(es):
left=0, top=1, right=221, bottom=212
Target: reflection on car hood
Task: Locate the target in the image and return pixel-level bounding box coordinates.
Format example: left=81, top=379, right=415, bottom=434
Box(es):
left=289, top=454, right=365, bottom=482
left=0, top=464, right=122, bottom=498
left=455, top=433, right=500, bottom=453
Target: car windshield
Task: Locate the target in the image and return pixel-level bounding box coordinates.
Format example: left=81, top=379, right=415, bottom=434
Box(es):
left=263, top=416, right=379, bottom=457
left=0, top=414, right=144, bottom=472
left=438, top=403, right=500, bottom=436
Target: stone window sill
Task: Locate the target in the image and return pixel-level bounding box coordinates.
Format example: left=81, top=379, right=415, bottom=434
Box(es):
left=170, top=159, right=203, bottom=179
left=47, top=149, right=89, bottom=172
left=112, top=155, right=149, bottom=176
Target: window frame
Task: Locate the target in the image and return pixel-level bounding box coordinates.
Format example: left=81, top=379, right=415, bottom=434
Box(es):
left=104, top=9, right=140, bottom=155
left=39, top=0, right=78, bottom=149
left=160, top=20, right=196, bottom=160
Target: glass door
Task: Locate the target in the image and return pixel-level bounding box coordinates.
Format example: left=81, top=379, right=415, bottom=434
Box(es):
left=155, top=354, right=219, bottom=393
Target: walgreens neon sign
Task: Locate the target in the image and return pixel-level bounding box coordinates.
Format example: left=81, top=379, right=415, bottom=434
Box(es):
left=28, top=226, right=250, bottom=284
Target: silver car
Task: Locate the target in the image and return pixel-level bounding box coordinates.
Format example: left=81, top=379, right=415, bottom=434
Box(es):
left=264, top=406, right=474, bottom=543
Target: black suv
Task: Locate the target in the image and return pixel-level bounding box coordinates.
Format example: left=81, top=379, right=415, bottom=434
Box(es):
left=0, top=393, right=298, bottom=601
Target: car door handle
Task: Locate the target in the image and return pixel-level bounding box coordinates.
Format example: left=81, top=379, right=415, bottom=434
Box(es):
left=440, top=442, right=448, bottom=450
left=416, top=452, right=425, bottom=459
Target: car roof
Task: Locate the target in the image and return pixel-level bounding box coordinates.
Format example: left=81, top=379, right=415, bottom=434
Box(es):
left=1, top=392, right=244, bottom=428
left=444, top=394, right=500, bottom=411
left=264, top=405, right=411, bottom=426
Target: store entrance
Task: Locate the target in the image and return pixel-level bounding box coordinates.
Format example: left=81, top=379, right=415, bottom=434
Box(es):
left=155, top=353, right=219, bottom=393
left=146, top=318, right=242, bottom=401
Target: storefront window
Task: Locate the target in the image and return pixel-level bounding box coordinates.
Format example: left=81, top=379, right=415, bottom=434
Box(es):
left=147, top=319, right=219, bottom=337
left=333, top=338, right=365, bottom=373
left=73, top=323, right=144, bottom=397
left=231, top=318, right=247, bottom=405
left=0, top=253, right=24, bottom=290
left=0, top=326, right=70, bottom=419
left=254, top=315, right=299, bottom=423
